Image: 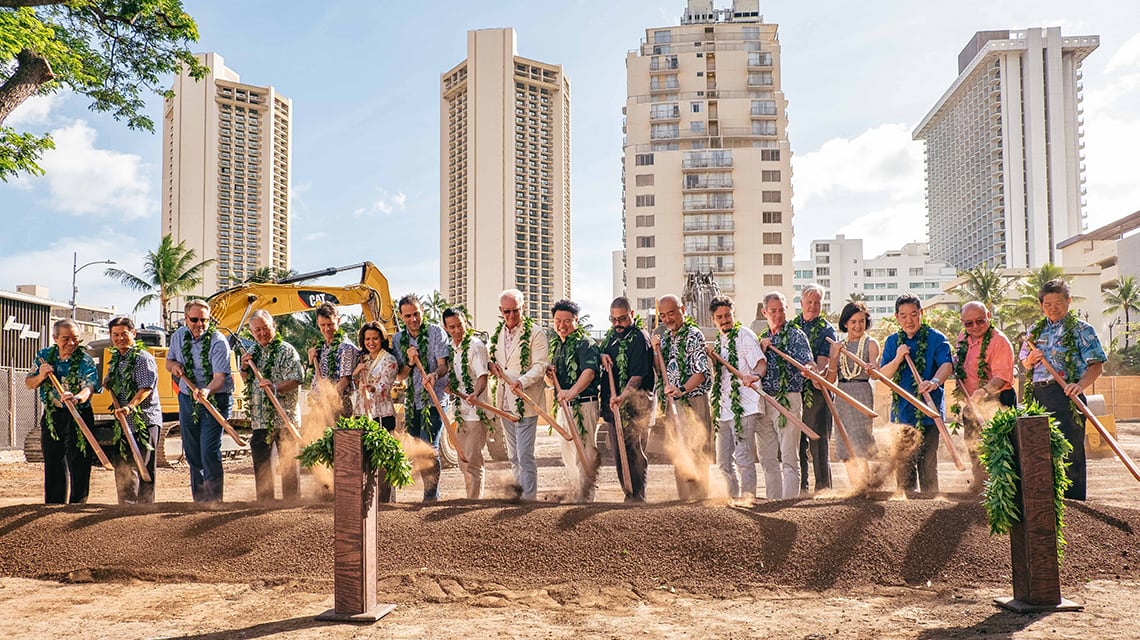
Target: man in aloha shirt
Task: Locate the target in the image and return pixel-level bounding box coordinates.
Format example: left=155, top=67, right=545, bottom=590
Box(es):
left=757, top=291, right=814, bottom=500
left=242, top=310, right=304, bottom=502
left=307, top=302, right=359, bottom=417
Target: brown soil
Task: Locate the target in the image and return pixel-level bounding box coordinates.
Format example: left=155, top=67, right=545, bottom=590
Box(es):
left=1, top=422, right=1139, bottom=638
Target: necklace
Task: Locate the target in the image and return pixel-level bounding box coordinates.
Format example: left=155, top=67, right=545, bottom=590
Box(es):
left=245, top=332, right=284, bottom=440
left=891, top=324, right=930, bottom=421
left=489, top=316, right=534, bottom=417
left=657, top=315, right=699, bottom=407
left=451, top=330, right=490, bottom=427
left=838, top=335, right=867, bottom=380
left=39, top=345, right=86, bottom=443
left=109, top=341, right=151, bottom=456
left=955, top=326, right=993, bottom=389
left=550, top=326, right=589, bottom=435
left=181, top=324, right=216, bottom=423
left=711, top=322, right=745, bottom=440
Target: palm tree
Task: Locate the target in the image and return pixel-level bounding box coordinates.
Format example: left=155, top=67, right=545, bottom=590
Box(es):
left=1105, top=276, right=1140, bottom=350
left=420, top=290, right=451, bottom=324
left=953, top=262, right=1008, bottom=316
left=1003, top=263, right=1074, bottom=335
left=104, top=234, right=215, bottom=331
left=846, top=292, right=868, bottom=303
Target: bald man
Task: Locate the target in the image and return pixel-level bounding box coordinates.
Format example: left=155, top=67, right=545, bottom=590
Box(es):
left=954, top=302, right=1016, bottom=408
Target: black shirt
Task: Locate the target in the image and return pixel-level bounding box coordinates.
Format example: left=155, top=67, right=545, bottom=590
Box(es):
left=599, top=327, right=655, bottom=422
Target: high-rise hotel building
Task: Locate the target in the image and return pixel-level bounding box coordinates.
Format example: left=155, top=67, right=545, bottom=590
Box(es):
left=441, top=28, right=571, bottom=329
left=914, top=29, right=1098, bottom=270
left=163, top=52, right=292, bottom=296
left=622, top=0, right=795, bottom=316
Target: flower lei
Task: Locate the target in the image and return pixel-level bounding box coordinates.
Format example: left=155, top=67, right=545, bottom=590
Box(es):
left=658, top=315, right=700, bottom=408
left=451, top=330, right=490, bottom=428
left=180, top=324, right=217, bottom=423
left=838, top=335, right=867, bottom=381
left=244, top=332, right=284, bottom=443
left=550, top=326, right=589, bottom=435
left=891, top=323, right=930, bottom=425
left=1029, top=311, right=1082, bottom=424
left=489, top=315, right=534, bottom=418
left=398, top=326, right=434, bottom=442
left=39, top=345, right=87, bottom=445
left=788, top=314, right=825, bottom=409
left=711, top=322, right=745, bottom=441
left=762, top=324, right=795, bottom=428
left=108, top=341, right=152, bottom=456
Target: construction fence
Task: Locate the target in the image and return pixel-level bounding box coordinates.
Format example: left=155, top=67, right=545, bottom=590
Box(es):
left=1, top=366, right=40, bottom=460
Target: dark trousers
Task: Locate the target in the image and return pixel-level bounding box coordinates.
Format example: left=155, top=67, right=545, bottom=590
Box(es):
left=1033, top=382, right=1087, bottom=501
left=178, top=392, right=231, bottom=502
left=897, top=424, right=940, bottom=493
left=799, top=386, right=832, bottom=491
left=111, top=422, right=158, bottom=504
left=42, top=406, right=94, bottom=504
left=606, top=416, right=649, bottom=501
left=406, top=405, right=442, bottom=501
left=251, top=429, right=300, bottom=502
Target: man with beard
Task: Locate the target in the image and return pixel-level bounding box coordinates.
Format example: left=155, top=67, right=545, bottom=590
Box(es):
left=707, top=296, right=766, bottom=499
left=788, top=283, right=837, bottom=493
left=599, top=297, right=654, bottom=502
left=26, top=319, right=99, bottom=504
left=652, top=294, right=712, bottom=500
left=307, top=302, right=359, bottom=417
left=242, top=310, right=304, bottom=502
left=879, top=294, right=954, bottom=494
left=166, top=299, right=234, bottom=502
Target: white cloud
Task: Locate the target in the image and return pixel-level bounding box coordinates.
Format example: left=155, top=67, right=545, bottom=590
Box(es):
left=1081, top=31, right=1140, bottom=228
left=353, top=188, right=408, bottom=217
left=0, top=230, right=154, bottom=324
left=26, top=121, right=154, bottom=219
left=791, top=123, right=926, bottom=257
left=1106, top=31, right=1140, bottom=74
left=5, top=93, right=67, bottom=129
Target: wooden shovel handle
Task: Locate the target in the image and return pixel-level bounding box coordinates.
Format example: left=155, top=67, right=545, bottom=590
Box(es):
left=903, top=354, right=965, bottom=472
left=109, top=394, right=152, bottom=482
left=46, top=371, right=113, bottom=470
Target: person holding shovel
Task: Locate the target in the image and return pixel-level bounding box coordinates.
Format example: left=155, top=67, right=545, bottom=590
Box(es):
left=547, top=299, right=601, bottom=502
left=599, top=296, right=655, bottom=503
left=826, top=302, right=879, bottom=480
left=26, top=318, right=99, bottom=504
left=104, top=316, right=161, bottom=504
left=241, top=310, right=303, bottom=502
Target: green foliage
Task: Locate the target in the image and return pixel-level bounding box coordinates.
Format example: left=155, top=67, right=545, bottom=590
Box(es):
left=419, top=290, right=450, bottom=325
left=953, top=262, right=1009, bottom=316
left=922, top=308, right=961, bottom=339
left=979, top=401, right=1073, bottom=559
left=297, top=415, right=413, bottom=488
left=104, top=234, right=214, bottom=331
left=1, top=1, right=206, bottom=180
left=1104, top=276, right=1140, bottom=351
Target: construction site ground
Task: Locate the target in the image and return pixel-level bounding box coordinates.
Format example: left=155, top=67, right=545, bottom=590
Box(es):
left=2, top=422, right=1140, bottom=639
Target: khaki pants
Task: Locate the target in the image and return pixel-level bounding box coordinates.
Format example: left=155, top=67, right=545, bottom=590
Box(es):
left=558, top=400, right=600, bottom=502
left=674, top=394, right=711, bottom=501
left=456, top=419, right=488, bottom=499
left=755, top=392, right=803, bottom=499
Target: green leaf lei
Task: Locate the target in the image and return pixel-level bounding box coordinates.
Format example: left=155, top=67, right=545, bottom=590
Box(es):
left=978, top=401, right=1073, bottom=559
left=550, top=326, right=589, bottom=435
left=787, top=314, right=823, bottom=410
left=398, top=327, right=434, bottom=443
left=761, top=324, right=795, bottom=428
left=489, top=315, right=534, bottom=418
left=658, top=315, right=700, bottom=409
left=180, top=323, right=217, bottom=423
left=711, top=322, right=745, bottom=441
left=450, top=330, right=490, bottom=429
left=297, top=415, right=414, bottom=489
left=322, top=328, right=347, bottom=380
left=108, top=341, right=152, bottom=456
left=891, top=324, right=930, bottom=427
left=38, top=344, right=86, bottom=445
left=243, top=332, right=284, bottom=444
left=954, top=325, right=994, bottom=389
left=1028, top=312, right=1083, bottom=425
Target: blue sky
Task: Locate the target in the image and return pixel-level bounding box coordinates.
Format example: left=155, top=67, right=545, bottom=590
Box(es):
left=3, top=0, right=1139, bottom=325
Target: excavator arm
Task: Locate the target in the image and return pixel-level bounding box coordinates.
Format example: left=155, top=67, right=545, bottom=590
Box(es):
left=207, top=262, right=398, bottom=335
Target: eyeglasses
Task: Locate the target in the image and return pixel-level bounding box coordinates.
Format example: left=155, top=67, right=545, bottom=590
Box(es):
left=962, top=319, right=988, bottom=328
left=608, top=314, right=631, bottom=324
left=499, top=308, right=520, bottom=315
left=186, top=317, right=208, bottom=324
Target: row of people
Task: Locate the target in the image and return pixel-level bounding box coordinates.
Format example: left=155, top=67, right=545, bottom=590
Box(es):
left=27, top=276, right=1105, bottom=504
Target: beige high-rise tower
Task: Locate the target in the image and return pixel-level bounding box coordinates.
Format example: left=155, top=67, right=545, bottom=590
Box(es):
left=163, top=52, right=292, bottom=298
left=622, top=0, right=795, bottom=318
left=441, top=28, right=571, bottom=330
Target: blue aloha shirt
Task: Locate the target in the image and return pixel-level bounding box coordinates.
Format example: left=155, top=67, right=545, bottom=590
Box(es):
left=29, top=347, right=99, bottom=408
left=393, top=323, right=451, bottom=410
left=759, top=324, right=813, bottom=395
left=880, top=328, right=953, bottom=429
left=1018, top=316, right=1106, bottom=383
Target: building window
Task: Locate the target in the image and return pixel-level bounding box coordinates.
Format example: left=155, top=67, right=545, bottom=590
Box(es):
left=763, top=274, right=783, bottom=286
left=817, top=267, right=830, bottom=276
left=636, top=256, right=656, bottom=268
left=636, top=235, right=655, bottom=248
left=635, top=174, right=655, bottom=187
left=762, top=211, right=782, bottom=224
left=763, top=253, right=782, bottom=266
left=761, top=149, right=781, bottom=161
left=910, top=267, right=924, bottom=276
left=752, top=120, right=777, bottom=135
left=635, top=153, right=654, bottom=166
left=815, top=243, right=830, bottom=253
left=816, top=256, right=830, bottom=264
left=637, top=297, right=655, bottom=309
left=691, top=102, right=702, bottom=113
left=636, top=277, right=656, bottom=288
left=762, top=191, right=781, bottom=203
left=762, top=232, right=782, bottom=244
left=635, top=214, right=655, bottom=227
left=761, top=170, right=781, bottom=182
left=635, top=194, right=655, bottom=207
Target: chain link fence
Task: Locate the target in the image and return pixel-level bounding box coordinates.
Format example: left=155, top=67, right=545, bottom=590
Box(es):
left=1, top=366, right=41, bottom=461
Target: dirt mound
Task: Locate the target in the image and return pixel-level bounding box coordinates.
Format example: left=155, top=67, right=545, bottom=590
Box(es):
left=1, top=496, right=1136, bottom=601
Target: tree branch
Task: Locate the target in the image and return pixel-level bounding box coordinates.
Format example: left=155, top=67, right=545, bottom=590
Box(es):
left=0, top=49, right=55, bottom=126
left=0, top=1, right=69, bottom=7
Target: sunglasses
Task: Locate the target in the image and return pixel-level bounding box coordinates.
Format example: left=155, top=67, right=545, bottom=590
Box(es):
left=962, top=319, right=988, bottom=328
left=499, top=308, right=521, bottom=314
left=186, top=317, right=208, bottom=324
left=609, top=314, right=631, bottom=323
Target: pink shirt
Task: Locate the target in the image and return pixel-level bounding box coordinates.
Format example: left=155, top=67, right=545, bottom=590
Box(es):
left=958, top=329, right=1014, bottom=395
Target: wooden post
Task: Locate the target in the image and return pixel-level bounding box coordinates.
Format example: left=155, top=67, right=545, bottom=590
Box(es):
left=316, top=429, right=396, bottom=622
left=994, top=415, right=1082, bottom=613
